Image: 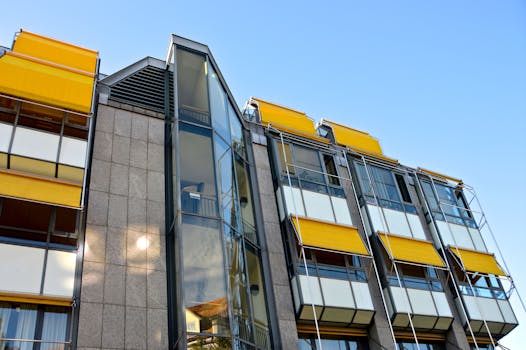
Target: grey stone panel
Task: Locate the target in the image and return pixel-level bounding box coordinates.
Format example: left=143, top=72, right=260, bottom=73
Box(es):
left=147, top=171, right=164, bottom=203
left=258, top=193, right=280, bottom=225
left=106, top=227, right=127, bottom=266
left=87, top=191, right=109, bottom=226
left=127, top=229, right=148, bottom=269
left=268, top=251, right=290, bottom=286
left=103, top=264, right=126, bottom=305
left=129, top=167, right=147, bottom=200
left=147, top=308, right=168, bottom=349
left=147, top=270, right=167, bottom=309
left=101, top=304, right=125, bottom=348
left=147, top=233, right=166, bottom=271
left=148, top=118, right=164, bottom=145
left=93, top=131, right=113, bottom=162
left=96, top=105, right=115, bottom=133
left=278, top=319, right=299, bottom=349
left=90, top=159, right=111, bottom=192
left=110, top=163, right=129, bottom=196
left=112, top=135, right=130, bottom=166
left=147, top=200, right=164, bottom=235
left=81, top=262, right=105, bottom=303
left=126, top=267, right=147, bottom=307
left=84, top=225, right=107, bottom=263
left=125, top=307, right=147, bottom=350
left=147, top=143, right=164, bottom=172
left=114, top=109, right=132, bottom=137
left=253, top=144, right=271, bottom=170
left=77, top=302, right=103, bottom=348
left=108, top=194, right=128, bottom=229
left=131, top=114, right=148, bottom=141
left=128, top=198, right=147, bottom=233
left=273, top=284, right=296, bottom=321
left=130, top=139, right=148, bottom=169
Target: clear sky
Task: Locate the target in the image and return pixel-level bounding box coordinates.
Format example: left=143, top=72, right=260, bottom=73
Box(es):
left=2, top=0, right=525, bottom=347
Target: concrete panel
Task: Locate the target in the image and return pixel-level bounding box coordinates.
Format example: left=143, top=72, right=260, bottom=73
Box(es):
left=276, top=189, right=285, bottom=221
left=302, top=190, right=334, bottom=222
left=351, top=281, right=374, bottom=310
left=407, top=288, right=436, bottom=316
left=388, top=286, right=411, bottom=313
left=477, top=297, right=504, bottom=323
left=436, top=220, right=454, bottom=247
left=283, top=185, right=305, bottom=217
left=498, top=299, right=518, bottom=324
left=449, top=223, right=474, bottom=250
left=469, top=227, right=487, bottom=252
left=298, top=275, right=323, bottom=306
left=462, top=295, right=482, bottom=320
left=367, top=204, right=387, bottom=233
left=383, top=208, right=411, bottom=237
left=331, top=196, right=353, bottom=225
left=432, top=291, right=453, bottom=317
left=406, top=213, right=426, bottom=240
left=320, top=278, right=354, bottom=308
left=0, top=243, right=44, bottom=294
left=43, top=250, right=76, bottom=297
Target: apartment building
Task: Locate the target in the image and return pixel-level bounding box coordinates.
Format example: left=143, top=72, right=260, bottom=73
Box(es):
left=0, top=30, right=519, bottom=349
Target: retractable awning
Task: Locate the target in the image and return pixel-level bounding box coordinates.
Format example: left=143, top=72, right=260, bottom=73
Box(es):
left=322, top=120, right=398, bottom=164
left=253, top=98, right=329, bottom=144
left=379, top=233, right=445, bottom=268
left=291, top=216, right=369, bottom=256
left=449, top=247, right=506, bottom=276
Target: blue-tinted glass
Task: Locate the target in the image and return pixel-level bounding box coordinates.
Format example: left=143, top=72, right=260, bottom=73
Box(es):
left=329, top=186, right=345, bottom=197
left=301, top=180, right=328, bottom=193
left=421, top=182, right=440, bottom=212
left=317, top=264, right=348, bottom=280
left=209, top=66, right=231, bottom=142
left=404, top=204, right=417, bottom=214
left=355, top=162, right=374, bottom=198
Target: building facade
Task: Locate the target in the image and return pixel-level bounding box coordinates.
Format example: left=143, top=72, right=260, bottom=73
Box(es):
left=0, top=30, right=519, bottom=349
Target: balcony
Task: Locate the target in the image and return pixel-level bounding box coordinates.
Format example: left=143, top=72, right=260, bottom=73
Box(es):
left=291, top=273, right=375, bottom=326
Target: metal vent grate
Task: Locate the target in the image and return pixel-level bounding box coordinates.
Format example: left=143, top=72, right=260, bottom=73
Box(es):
left=110, top=65, right=173, bottom=114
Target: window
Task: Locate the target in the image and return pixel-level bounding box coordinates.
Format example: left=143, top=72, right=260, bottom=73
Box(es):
left=355, top=162, right=416, bottom=214
left=275, top=140, right=343, bottom=196
left=298, top=335, right=368, bottom=350
left=396, top=341, right=445, bottom=350
left=454, top=264, right=506, bottom=300
left=297, top=249, right=366, bottom=282
left=421, top=181, right=476, bottom=228
left=386, top=262, right=443, bottom=292
left=0, top=302, right=70, bottom=350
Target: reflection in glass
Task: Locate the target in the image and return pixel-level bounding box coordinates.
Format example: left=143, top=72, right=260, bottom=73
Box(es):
left=246, top=247, right=269, bottom=348
left=182, top=215, right=229, bottom=335
left=230, top=106, right=246, bottom=158
left=177, top=49, right=210, bottom=125
left=215, top=137, right=237, bottom=228
left=235, top=155, right=256, bottom=242
left=40, top=306, right=68, bottom=349
left=209, top=66, right=230, bottom=142
left=180, top=123, right=217, bottom=217
left=0, top=302, right=37, bottom=350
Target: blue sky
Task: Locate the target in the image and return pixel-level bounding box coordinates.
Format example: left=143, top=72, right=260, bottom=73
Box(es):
left=2, top=0, right=525, bottom=347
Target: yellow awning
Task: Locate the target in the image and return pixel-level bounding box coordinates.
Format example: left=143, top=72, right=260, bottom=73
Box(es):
left=13, top=30, right=98, bottom=74
left=418, top=167, right=462, bottom=185
left=253, top=98, right=329, bottom=144
left=323, top=120, right=398, bottom=164
left=379, top=233, right=445, bottom=267
left=0, top=52, right=94, bottom=113
left=291, top=216, right=369, bottom=256
left=449, top=247, right=506, bottom=276
left=0, top=169, right=82, bottom=208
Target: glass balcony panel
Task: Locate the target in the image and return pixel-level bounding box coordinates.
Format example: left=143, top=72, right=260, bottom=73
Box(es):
left=0, top=122, right=12, bottom=152
left=209, top=66, right=230, bottom=142
left=182, top=215, right=229, bottom=335
left=176, top=49, right=210, bottom=125
left=11, top=126, right=59, bottom=162
left=59, top=137, right=87, bottom=168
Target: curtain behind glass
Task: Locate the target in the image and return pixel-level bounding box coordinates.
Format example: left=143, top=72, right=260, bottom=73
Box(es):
left=40, top=307, right=68, bottom=350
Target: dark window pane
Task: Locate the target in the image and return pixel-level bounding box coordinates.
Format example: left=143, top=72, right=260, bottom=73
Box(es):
left=323, top=154, right=340, bottom=186
left=177, top=49, right=210, bottom=125
left=0, top=198, right=51, bottom=232
left=395, top=173, right=412, bottom=203
left=294, top=145, right=324, bottom=183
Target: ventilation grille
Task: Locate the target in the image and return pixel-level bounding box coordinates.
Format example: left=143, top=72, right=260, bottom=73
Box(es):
left=109, top=66, right=173, bottom=115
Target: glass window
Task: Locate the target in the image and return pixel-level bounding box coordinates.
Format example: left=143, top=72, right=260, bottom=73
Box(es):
left=209, top=66, right=230, bottom=142
left=235, top=155, right=256, bottom=242
left=182, top=215, right=229, bottom=335
left=246, top=246, right=270, bottom=347
left=294, top=145, right=324, bottom=184
left=180, top=123, right=218, bottom=217
left=323, top=154, right=340, bottom=186
left=298, top=335, right=367, bottom=350
left=215, top=137, right=237, bottom=228
left=229, top=105, right=246, bottom=158
left=176, top=49, right=210, bottom=125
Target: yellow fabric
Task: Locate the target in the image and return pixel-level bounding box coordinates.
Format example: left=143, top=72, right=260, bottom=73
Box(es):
left=291, top=216, right=369, bottom=255
left=253, top=98, right=329, bottom=144
left=0, top=169, right=82, bottom=208
left=0, top=52, right=94, bottom=113
left=10, top=155, right=56, bottom=178
left=324, top=120, right=398, bottom=164
left=14, top=30, right=98, bottom=74
left=450, top=247, right=506, bottom=276
left=0, top=153, right=6, bottom=168
left=379, top=233, right=445, bottom=267
left=58, top=164, right=84, bottom=183
left=0, top=292, right=71, bottom=306
left=418, top=167, right=462, bottom=184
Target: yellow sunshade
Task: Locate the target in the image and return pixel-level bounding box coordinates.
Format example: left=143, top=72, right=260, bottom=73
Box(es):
left=0, top=169, right=82, bottom=208
left=450, top=247, right=506, bottom=276
left=379, top=233, right=445, bottom=267
left=253, top=98, right=329, bottom=144
left=14, top=30, right=98, bottom=74
left=0, top=52, right=94, bottom=113
left=418, top=167, right=462, bottom=185
left=291, top=216, right=369, bottom=256
left=324, top=120, right=398, bottom=164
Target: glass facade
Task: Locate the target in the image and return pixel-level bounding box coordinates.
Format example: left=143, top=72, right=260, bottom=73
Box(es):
left=172, top=46, right=270, bottom=349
